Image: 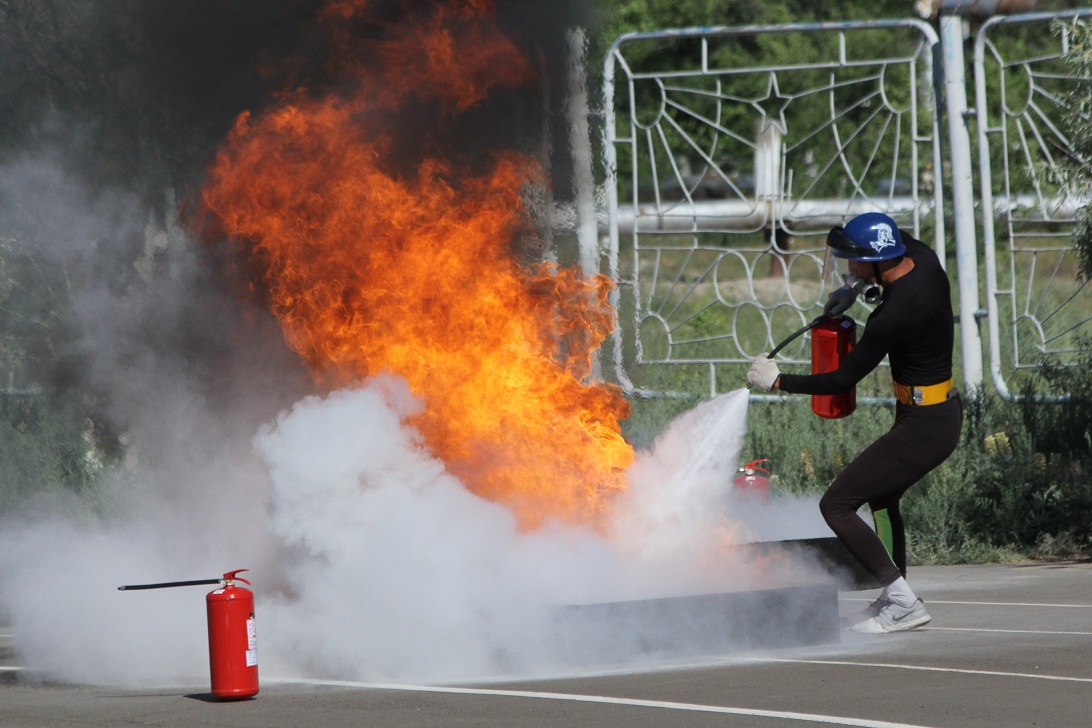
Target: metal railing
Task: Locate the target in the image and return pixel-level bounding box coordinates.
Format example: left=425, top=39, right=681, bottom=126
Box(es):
left=974, top=9, right=1092, bottom=399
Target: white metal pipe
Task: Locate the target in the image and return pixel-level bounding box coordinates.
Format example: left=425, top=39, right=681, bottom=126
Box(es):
left=940, top=15, right=985, bottom=392
left=568, top=194, right=1072, bottom=236
left=602, top=44, right=638, bottom=394
left=972, top=16, right=1012, bottom=399
left=566, top=28, right=599, bottom=281
left=566, top=27, right=604, bottom=381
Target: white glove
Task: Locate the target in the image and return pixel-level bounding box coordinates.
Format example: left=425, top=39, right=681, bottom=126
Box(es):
left=747, top=354, right=780, bottom=390
left=823, top=286, right=857, bottom=317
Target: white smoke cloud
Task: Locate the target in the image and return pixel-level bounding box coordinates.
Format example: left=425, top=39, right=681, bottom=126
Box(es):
left=0, top=150, right=293, bottom=686
left=241, top=382, right=831, bottom=682
left=0, top=366, right=832, bottom=686
left=250, top=379, right=742, bottom=681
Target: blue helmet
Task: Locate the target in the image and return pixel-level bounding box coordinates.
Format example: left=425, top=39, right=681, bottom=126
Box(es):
left=827, top=212, right=906, bottom=262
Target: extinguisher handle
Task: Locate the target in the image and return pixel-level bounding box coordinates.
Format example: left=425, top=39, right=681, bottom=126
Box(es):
left=222, top=569, right=251, bottom=585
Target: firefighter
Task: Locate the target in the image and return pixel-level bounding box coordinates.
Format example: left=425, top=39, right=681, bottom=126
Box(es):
left=747, top=212, right=963, bottom=633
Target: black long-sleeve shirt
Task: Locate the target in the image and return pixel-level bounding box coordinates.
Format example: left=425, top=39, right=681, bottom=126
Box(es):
left=778, top=233, right=954, bottom=395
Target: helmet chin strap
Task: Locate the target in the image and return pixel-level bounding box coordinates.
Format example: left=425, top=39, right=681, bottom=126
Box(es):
left=872, top=261, right=884, bottom=290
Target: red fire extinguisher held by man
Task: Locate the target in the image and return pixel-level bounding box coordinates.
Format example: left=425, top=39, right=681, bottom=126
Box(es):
left=748, top=313, right=857, bottom=419
left=810, top=317, right=856, bottom=418
left=207, top=569, right=259, bottom=700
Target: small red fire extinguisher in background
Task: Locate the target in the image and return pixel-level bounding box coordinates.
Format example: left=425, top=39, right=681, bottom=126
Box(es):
left=207, top=569, right=259, bottom=700
left=733, top=459, right=771, bottom=502
left=810, top=317, right=856, bottom=419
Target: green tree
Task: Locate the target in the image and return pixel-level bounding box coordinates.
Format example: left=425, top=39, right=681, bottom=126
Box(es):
left=1057, top=18, right=1092, bottom=281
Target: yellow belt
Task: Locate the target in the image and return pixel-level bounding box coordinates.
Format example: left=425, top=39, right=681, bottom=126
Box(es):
left=893, top=378, right=956, bottom=406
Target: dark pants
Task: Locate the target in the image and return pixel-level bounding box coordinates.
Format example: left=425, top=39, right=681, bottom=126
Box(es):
left=819, top=395, right=963, bottom=587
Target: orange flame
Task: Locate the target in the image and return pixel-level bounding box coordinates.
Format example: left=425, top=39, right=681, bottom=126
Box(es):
left=198, top=0, right=633, bottom=528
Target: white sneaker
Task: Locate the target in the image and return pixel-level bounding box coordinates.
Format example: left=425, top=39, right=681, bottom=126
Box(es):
left=841, top=596, right=889, bottom=630
left=849, top=598, right=931, bottom=633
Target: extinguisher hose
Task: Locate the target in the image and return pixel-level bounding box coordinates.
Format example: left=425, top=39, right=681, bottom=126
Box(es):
left=117, top=578, right=221, bottom=591
left=118, top=569, right=250, bottom=591
left=766, top=314, right=829, bottom=359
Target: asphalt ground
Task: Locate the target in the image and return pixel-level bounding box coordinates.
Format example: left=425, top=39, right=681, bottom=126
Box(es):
left=2, top=562, right=1090, bottom=727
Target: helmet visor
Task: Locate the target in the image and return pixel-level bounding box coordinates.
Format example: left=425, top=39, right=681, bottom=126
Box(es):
left=822, top=244, right=852, bottom=284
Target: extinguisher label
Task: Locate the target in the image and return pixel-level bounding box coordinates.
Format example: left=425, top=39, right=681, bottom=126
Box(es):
left=246, top=617, right=258, bottom=666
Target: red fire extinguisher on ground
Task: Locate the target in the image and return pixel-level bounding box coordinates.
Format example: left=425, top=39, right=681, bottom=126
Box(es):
left=733, top=459, right=771, bottom=501
left=810, top=316, right=857, bottom=419
left=118, top=568, right=259, bottom=701
left=207, top=569, right=259, bottom=700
